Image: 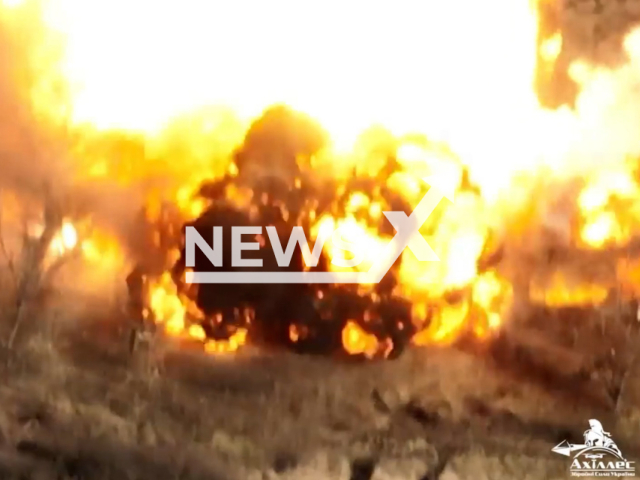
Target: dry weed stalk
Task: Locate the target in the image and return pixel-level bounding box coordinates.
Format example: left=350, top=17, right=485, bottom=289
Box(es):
left=125, top=264, right=168, bottom=379
left=614, top=308, right=640, bottom=414
left=131, top=325, right=166, bottom=380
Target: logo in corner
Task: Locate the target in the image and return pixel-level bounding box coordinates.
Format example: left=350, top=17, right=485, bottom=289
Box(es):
left=552, top=419, right=635, bottom=477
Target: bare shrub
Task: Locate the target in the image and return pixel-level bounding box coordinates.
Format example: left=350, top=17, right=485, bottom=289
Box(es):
left=0, top=189, right=80, bottom=349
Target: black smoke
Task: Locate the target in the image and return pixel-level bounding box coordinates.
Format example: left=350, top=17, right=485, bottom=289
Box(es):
left=165, top=105, right=419, bottom=359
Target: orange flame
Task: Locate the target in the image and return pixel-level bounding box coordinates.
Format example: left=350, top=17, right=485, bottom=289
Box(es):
left=5, top=0, right=640, bottom=357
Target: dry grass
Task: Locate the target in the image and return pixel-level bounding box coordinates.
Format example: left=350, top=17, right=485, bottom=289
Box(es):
left=0, top=305, right=637, bottom=480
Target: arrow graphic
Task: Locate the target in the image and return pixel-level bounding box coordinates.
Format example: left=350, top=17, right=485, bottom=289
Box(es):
left=552, top=441, right=588, bottom=457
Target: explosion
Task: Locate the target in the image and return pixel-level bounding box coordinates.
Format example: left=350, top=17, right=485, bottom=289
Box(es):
left=2, top=0, right=640, bottom=360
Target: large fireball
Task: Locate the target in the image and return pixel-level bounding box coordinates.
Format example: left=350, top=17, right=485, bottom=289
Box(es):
left=2, top=0, right=640, bottom=358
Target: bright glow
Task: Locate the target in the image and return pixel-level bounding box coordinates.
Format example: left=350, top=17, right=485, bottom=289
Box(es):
left=40, top=0, right=552, bottom=178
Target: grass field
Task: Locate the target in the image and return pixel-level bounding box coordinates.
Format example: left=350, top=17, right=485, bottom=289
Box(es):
left=0, top=299, right=638, bottom=479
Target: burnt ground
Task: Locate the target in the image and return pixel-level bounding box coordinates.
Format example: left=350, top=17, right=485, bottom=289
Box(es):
left=0, top=291, right=639, bottom=480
